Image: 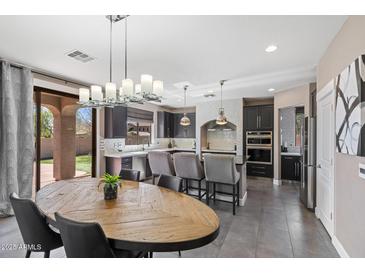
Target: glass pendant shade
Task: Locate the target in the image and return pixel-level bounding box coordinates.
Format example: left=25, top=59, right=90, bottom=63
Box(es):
left=79, top=88, right=90, bottom=103
left=122, top=79, right=134, bottom=96
left=180, top=113, right=191, bottom=126
left=216, top=108, right=228, bottom=125
left=105, top=82, right=117, bottom=101
left=141, top=74, right=153, bottom=94
left=91, top=85, right=103, bottom=101
left=135, top=84, right=141, bottom=94
left=153, top=80, right=163, bottom=96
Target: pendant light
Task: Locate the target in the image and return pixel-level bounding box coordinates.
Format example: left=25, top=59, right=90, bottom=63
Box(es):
left=120, top=16, right=144, bottom=104
left=216, top=80, right=228, bottom=125
left=180, top=85, right=191, bottom=126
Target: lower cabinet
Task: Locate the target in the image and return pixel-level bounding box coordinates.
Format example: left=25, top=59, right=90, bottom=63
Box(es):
left=281, top=155, right=301, bottom=181
left=121, top=157, right=133, bottom=169
left=246, top=163, right=273, bottom=178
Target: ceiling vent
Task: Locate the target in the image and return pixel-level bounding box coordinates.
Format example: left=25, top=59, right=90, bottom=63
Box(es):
left=204, top=93, right=216, bottom=98
left=66, top=50, right=95, bottom=63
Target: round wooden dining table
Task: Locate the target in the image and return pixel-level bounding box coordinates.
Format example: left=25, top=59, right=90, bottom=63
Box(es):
left=36, top=178, right=220, bottom=252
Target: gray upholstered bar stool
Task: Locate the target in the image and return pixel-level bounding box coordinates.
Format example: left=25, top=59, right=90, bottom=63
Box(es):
left=173, top=152, right=206, bottom=200
left=204, top=154, right=240, bottom=215
left=148, top=151, right=175, bottom=185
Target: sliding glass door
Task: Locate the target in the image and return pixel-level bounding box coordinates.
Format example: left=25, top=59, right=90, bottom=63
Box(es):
left=33, top=87, right=96, bottom=193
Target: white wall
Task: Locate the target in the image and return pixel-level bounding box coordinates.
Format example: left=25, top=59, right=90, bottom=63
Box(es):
left=196, top=99, right=243, bottom=156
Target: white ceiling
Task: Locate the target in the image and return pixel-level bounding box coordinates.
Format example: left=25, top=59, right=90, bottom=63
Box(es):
left=0, top=15, right=347, bottom=107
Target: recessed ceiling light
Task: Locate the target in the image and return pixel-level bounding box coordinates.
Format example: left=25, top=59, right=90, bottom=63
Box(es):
left=268, top=88, right=275, bottom=92
left=265, top=44, right=278, bottom=53
left=207, top=90, right=214, bottom=93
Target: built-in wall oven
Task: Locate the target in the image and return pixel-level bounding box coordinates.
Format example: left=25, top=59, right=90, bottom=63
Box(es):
left=246, top=131, right=272, bottom=165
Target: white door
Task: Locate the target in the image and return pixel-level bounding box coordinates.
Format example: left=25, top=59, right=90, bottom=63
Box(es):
left=316, top=81, right=335, bottom=236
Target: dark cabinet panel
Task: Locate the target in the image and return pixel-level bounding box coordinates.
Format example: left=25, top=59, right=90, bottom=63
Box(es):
left=157, top=111, right=174, bottom=138
left=158, top=111, right=196, bottom=138
left=244, top=107, right=260, bottom=130
left=121, top=157, right=133, bottom=170
left=281, top=155, right=301, bottom=181
left=247, top=163, right=273, bottom=178
left=243, top=105, right=273, bottom=131
left=105, top=106, right=127, bottom=138
left=259, top=105, right=273, bottom=130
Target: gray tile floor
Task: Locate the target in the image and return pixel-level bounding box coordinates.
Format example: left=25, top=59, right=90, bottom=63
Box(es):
left=0, top=177, right=338, bottom=258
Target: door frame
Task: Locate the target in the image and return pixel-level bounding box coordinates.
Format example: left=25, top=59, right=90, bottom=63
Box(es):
left=33, top=86, right=97, bottom=192
left=315, top=80, right=335, bottom=237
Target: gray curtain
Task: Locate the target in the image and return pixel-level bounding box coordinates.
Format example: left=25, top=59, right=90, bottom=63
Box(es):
left=0, top=61, right=34, bottom=216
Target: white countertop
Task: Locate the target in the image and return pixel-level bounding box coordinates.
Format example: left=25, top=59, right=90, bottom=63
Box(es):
left=281, top=152, right=302, bottom=156
left=104, top=147, right=196, bottom=158
left=201, top=149, right=237, bottom=154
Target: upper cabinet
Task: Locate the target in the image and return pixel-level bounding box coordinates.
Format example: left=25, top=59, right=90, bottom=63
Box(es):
left=244, top=105, right=273, bottom=131
left=105, top=106, right=128, bottom=138
left=157, top=111, right=174, bottom=138
left=157, top=111, right=196, bottom=138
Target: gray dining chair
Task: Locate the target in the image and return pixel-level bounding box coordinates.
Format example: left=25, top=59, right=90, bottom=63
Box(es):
left=203, top=154, right=240, bottom=215
left=119, top=168, right=141, bottom=181
left=156, top=174, right=183, bottom=258
left=157, top=174, right=183, bottom=192
left=55, top=212, right=146, bottom=258
left=173, top=152, right=206, bottom=200
left=148, top=151, right=175, bottom=185
left=9, top=193, right=63, bottom=258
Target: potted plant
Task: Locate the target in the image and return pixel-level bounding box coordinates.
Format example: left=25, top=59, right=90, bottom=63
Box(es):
left=99, top=173, right=121, bottom=200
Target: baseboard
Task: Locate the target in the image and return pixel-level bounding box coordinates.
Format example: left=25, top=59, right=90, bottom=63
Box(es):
left=332, top=235, right=350, bottom=258
left=273, top=178, right=282, bottom=186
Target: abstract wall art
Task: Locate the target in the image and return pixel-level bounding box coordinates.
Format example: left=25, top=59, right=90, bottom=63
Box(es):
left=335, top=55, right=365, bottom=156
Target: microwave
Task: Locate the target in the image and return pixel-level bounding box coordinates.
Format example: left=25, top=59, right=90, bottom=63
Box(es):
left=246, top=131, right=272, bottom=147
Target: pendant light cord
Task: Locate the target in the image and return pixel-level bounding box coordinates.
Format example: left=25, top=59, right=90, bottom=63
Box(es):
left=124, top=17, right=128, bottom=79
left=184, top=85, right=188, bottom=107
left=109, top=16, right=113, bottom=82
left=220, top=80, right=223, bottom=109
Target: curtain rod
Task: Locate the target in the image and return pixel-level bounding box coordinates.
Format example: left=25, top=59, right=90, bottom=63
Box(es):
left=0, top=58, right=91, bottom=88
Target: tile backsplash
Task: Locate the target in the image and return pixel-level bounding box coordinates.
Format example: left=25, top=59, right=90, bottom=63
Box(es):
left=206, top=129, right=237, bottom=151
left=155, top=138, right=196, bottom=148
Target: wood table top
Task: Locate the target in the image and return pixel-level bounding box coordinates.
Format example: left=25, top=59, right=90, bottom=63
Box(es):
left=36, top=178, right=220, bottom=252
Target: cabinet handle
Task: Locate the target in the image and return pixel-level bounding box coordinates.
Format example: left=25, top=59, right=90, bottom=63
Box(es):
left=257, top=116, right=259, bottom=128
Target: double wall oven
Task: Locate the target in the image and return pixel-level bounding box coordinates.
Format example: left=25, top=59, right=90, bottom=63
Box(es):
left=246, top=131, right=272, bottom=165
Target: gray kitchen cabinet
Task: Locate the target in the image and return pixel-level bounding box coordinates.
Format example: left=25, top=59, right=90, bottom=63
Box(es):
left=281, top=155, right=301, bottom=181
left=157, top=111, right=174, bottom=138
left=104, top=106, right=128, bottom=138
left=243, top=105, right=273, bottom=131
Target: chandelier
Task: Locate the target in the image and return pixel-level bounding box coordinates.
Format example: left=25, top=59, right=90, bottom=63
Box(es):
left=78, top=15, right=164, bottom=108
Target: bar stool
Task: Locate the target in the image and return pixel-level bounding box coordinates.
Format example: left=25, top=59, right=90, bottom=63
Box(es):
left=148, top=151, right=175, bottom=185
left=204, top=154, right=240, bottom=215
left=173, top=152, right=206, bottom=200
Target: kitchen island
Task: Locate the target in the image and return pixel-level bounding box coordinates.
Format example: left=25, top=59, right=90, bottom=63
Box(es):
left=104, top=148, right=248, bottom=207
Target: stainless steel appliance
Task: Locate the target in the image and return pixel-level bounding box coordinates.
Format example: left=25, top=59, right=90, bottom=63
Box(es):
left=300, top=117, right=316, bottom=209
left=246, top=131, right=272, bottom=165
left=246, top=131, right=272, bottom=146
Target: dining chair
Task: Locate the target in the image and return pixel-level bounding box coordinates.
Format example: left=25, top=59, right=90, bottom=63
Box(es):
left=157, top=174, right=183, bottom=192
left=156, top=174, right=183, bottom=258
left=204, top=154, right=240, bottom=215
left=9, top=193, right=63, bottom=258
left=119, top=168, right=141, bottom=181
left=148, top=151, right=175, bottom=185
left=55, top=212, right=145, bottom=258
left=173, top=152, right=206, bottom=200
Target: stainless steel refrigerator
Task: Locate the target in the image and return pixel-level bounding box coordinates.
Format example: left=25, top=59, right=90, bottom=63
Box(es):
left=300, top=116, right=316, bottom=210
